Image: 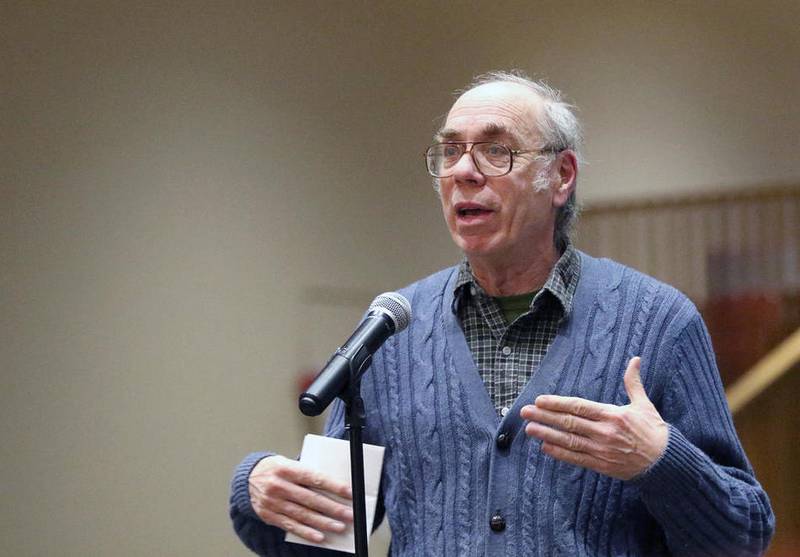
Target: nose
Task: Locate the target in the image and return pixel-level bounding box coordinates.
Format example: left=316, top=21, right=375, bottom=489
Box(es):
left=451, top=150, right=486, bottom=187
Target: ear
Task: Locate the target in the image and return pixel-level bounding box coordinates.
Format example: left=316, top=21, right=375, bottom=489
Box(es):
left=552, top=150, right=578, bottom=208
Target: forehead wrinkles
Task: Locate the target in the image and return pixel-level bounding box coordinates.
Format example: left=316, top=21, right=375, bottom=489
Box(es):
left=444, top=93, right=541, bottom=144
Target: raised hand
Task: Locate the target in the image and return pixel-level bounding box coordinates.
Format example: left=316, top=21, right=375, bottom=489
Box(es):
left=521, top=357, right=669, bottom=480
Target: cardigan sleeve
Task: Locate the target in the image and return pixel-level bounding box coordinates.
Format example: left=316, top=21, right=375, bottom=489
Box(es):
left=228, top=401, right=353, bottom=557
left=633, top=311, right=775, bottom=557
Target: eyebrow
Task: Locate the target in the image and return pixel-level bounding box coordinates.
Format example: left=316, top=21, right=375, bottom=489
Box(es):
left=434, top=123, right=514, bottom=143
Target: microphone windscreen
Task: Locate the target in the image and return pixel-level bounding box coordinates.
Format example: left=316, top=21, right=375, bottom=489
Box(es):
left=369, top=292, right=412, bottom=333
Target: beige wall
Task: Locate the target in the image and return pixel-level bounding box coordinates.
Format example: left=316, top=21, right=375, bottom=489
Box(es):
left=2, top=2, right=798, bottom=555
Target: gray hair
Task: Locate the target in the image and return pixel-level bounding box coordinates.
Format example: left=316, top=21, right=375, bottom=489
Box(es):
left=442, top=70, right=583, bottom=252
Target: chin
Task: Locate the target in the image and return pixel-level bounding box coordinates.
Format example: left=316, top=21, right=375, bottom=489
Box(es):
left=456, top=238, right=502, bottom=259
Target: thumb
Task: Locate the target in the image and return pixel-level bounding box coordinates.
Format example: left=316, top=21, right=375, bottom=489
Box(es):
left=623, top=356, right=647, bottom=404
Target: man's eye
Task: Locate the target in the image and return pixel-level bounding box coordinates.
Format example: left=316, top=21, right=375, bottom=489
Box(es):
left=442, top=145, right=461, bottom=158
left=485, top=144, right=507, bottom=157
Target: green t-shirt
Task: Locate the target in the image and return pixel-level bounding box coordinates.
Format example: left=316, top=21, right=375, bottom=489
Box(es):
left=494, top=291, right=538, bottom=324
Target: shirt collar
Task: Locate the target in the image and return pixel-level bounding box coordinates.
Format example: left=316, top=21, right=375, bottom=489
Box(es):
left=453, top=245, right=581, bottom=316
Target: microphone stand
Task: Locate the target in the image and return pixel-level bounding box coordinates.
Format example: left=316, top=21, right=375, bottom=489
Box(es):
left=341, top=357, right=370, bottom=557
left=298, top=295, right=410, bottom=556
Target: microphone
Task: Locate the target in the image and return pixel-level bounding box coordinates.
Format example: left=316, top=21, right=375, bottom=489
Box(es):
left=298, top=292, right=411, bottom=417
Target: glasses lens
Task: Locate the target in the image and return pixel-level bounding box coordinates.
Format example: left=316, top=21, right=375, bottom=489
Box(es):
left=426, top=144, right=463, bottom=177
left=425, top=142, right=513, bottom=177
left=474, top=143, right=512, bottom=176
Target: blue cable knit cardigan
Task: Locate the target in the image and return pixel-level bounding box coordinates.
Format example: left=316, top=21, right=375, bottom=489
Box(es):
left=230, top=253, right=774, bottom=556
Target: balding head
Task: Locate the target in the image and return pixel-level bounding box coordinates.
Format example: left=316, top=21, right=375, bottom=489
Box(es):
left=445, top=81, right=548, bottom=150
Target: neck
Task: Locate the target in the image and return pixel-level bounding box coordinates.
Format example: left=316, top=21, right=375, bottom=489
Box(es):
left=468, top=242, right=560, bottom=297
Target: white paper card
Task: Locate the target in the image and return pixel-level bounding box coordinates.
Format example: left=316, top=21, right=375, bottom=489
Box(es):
left=285, top=434, right=385, bottom=554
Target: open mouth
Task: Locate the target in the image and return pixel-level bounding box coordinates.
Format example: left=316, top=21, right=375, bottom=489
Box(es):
left=457, top=208, right=492, bottom=217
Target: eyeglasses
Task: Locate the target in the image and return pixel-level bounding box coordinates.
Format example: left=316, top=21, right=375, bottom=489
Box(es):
left=424, top=142, right=560, bottom=178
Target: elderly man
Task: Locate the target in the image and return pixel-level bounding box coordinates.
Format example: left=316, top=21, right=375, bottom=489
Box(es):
left=230, top=71, right=774, bottom=556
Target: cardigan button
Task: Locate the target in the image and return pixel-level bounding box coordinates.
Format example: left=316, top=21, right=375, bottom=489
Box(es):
left=496, top=431, right=511, bottom=450
left=489, top=512, right=506, bottom=532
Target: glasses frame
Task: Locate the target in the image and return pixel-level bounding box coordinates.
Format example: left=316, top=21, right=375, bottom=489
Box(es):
left=424, top=141, right=562, bottom=178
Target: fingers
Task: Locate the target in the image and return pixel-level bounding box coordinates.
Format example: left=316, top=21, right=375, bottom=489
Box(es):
left=521, top=404, right=614, bottom=439
left=524, top=395, right=615, bottom=420
left=623, top=356, right=646, bottom=404
left=281, top=461, right=353, bottom=501
left=524, top=412, right=645, bottom=481
left=248, top=456, right=354, bottom=542
left=256, top=506, right=330, bottom=544
left=523, top=405, right=636, bottom=459
left=538, top=441, right=623, bottom=478
left=259, top=473, right=354, bottom=522
left=253, top=479, right=349, bottom=533
left=525, top=420, right=607, bottom=454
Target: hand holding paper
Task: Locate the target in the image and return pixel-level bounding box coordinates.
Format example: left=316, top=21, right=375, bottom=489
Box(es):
left=248, top=452, right=354, bottom=544
left=285, top=434, right=385, bottom=553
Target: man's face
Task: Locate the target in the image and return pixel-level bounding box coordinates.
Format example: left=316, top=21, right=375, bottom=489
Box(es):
left=437, top=82, right=569, bottom=261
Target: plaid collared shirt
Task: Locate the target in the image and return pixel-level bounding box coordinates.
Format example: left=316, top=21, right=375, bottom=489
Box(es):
left=453, top=246, right=581, bottom=415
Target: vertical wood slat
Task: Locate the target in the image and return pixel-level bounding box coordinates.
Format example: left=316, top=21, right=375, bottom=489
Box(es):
left=577, top=185, right=800, bottom=302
